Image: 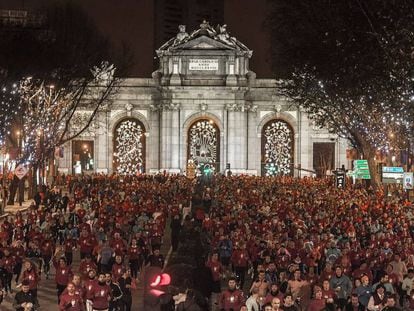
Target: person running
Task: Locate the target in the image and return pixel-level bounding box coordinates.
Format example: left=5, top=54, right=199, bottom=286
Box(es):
left=90, top=272, right=111, bottom=311
left=59, top=282, right=85, bottom=311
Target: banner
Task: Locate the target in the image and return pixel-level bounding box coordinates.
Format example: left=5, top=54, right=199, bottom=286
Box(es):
left=403, top=172, right=413, bottom=190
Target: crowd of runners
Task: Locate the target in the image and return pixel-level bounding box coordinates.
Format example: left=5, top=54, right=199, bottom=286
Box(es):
left=0, top=173, right=412, bottom=311
left=201, top=176, right=413, bottom=311
left=0, top=174, right=193, bottom=311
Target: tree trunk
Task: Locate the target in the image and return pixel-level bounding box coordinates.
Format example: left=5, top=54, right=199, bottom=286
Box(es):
left=30, top=164, right=38, bottom=198
left=361, top=144, right=381, bottom=189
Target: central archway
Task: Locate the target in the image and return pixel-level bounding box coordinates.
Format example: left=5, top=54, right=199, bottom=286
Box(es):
left=261, top=119, right=294, bottom=176
left=187, top=119, right=220, bottom=173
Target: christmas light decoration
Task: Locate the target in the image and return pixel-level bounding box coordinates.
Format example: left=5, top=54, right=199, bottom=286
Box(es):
left=189, top=120, right=219, bottom=171
left=0, top=83, right=20, bottom=150
left=114, top=119, right=145, bottom=175
left=272, top=0, right=414, bottom=185
left=19, top=61, right=117, bottom=167
left=262, top=120, right=293, bottom=176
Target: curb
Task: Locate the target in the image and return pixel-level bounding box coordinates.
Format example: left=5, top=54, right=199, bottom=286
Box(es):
left=0, top=207, right=30, bottom=219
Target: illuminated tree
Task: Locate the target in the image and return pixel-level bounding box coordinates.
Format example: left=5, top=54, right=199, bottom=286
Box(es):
left=0, top=83, right=20, bottom=150
left=20, top=62, right=118, bottom=178
left=0, top=2, right=129, bottom=196
left=269, top=0, right=414, bottom=186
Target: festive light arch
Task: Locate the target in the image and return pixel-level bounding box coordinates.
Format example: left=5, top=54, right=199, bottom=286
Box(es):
left=187, top=119, right=220, bottom=172
left=261, top=119, right=294, bottom=176
left=113, top=118, right=146, bottom=174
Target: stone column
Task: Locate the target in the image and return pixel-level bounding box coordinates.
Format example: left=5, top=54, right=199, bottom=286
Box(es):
left=160, top=103, right=181, bottom=171
left=225, top=104, right=247, bottom=171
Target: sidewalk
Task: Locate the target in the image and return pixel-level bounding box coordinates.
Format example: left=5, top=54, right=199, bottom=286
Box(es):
left=1, top=199, right=32, bottom=218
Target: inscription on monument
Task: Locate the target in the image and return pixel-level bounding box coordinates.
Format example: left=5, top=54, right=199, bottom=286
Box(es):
left=189, top=59, right=219, bottom=71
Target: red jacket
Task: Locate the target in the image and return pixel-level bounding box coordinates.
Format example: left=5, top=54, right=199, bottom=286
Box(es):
left=59, top=292, right=84, bottom=311
left=78, top=260, right=97, bottom=279
left=54, top=261, right=73, bottom=286
left=84, top=279, right=97, bottom=300
left=111, top=263, right=124, bottom=282
left=64, top=238, right=76, bottom=253
left=90, top=283, right=111, bottom=310
left=128, top=245, right=141, bottom=260
left=79, top=235, right=94, bottom=254
left=219, top=289, right=245, bottom=311
left=22, top=269, right=39, bottom=289
left=206, top=260, right=222, bottom=282
left=41, top=240, right=55, bottom=257
left=110, top=238, right=126, bottom=256
left=231, top=249, right=249, bottom=268
left=62, top=284, right=86, bottom=300
left=0, top=255, right=15, bottom=273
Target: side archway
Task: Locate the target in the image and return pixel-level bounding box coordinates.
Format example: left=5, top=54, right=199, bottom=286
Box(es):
left=261, top=119, right=294, bottom=176
left=113, top=118, right=146, bottom=174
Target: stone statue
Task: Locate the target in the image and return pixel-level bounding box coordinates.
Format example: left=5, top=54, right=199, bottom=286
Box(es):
left=175, top=25, right=189, bottom=42
left=216, top=24, right=236, bottom=46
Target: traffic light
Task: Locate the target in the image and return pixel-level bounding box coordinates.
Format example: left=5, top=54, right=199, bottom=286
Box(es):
left=144, top=267, right=172, bottom=310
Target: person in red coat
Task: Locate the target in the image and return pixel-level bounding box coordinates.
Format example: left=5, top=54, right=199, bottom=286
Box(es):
left=59, top=282, right=85, bottom=311
left=219, top=277, right=245, bottom=311
left=230, top=243, right=250, bottom=289
left=78, top=230, right=94, bottom=259
left=90, top=273, right=111, bottom=311
left=12, top=240, right=25, bottom=284
left=53, top=250, right=73, bottom=302
left=40, top=235, right=55, bottom=279
left=127, top=238, right=142, bottom=280
left=0, top=248, right=16, bottom=294
left=21, top=260, right=39, bottom=299
left=61, top=274, right=86, bottom=301
left=110, top=233, right=126, bottom=256
left=79, top=255, right=98, bottom=281
left=84, top=269, right=97, bottom=311
left=64, top=234, right=76, bottom=266
left=307, top=288, right=326, bottom=311
left=111, top=255, right=124, bottom=282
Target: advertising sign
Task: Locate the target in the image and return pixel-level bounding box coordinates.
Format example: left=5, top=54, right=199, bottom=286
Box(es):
left=403, top=172, right=413, bottom=190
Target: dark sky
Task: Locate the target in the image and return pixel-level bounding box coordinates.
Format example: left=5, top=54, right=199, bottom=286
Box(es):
left=0, top=0, right=272, bottom=78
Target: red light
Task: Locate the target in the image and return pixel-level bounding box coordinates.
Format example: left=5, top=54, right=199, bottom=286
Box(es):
left=150, top=289, right=165, bottom=297
left=150, top=273, right=171, bottom=287
left=150, top=275, right=161, bottom=287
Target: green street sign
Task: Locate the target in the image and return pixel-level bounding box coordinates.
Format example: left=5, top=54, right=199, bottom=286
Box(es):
left=353, top=160, right=371, bottom=180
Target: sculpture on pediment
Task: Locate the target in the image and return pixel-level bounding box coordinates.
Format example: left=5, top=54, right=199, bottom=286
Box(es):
left=156, top=21, right=252, bottom=54
left=216, top=24, right=235, bottom=47
left=174, top=25, right=189, bottom=45
left=199, top=20, right=216, bottom=37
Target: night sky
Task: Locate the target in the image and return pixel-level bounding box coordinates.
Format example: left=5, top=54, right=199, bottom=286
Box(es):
left=0, top=0, right=272, bottom=78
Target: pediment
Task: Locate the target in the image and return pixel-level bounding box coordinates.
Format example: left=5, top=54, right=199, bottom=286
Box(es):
left=171, top=35, right=235, bottom=51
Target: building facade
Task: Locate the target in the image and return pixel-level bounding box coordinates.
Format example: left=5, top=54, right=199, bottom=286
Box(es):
left=59, top=22, right=348, bottom=177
